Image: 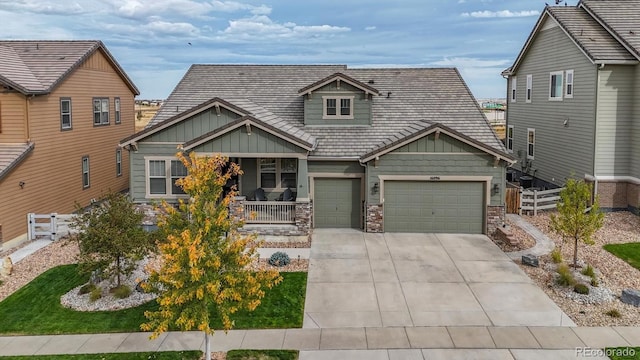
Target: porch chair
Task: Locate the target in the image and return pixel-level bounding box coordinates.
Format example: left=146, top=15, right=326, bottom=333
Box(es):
left=254, top=187, right=267, bottom=201
left=282, top=187, right=295, bottom=201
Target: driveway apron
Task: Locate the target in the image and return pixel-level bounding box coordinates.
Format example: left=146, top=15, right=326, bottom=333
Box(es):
left=303, top=230, right=574, bottom=328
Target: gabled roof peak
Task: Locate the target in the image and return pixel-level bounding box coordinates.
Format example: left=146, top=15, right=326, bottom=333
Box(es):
left=298, top=72, right=380, bottom=96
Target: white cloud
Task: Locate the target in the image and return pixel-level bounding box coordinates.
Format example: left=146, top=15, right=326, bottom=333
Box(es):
left=365, top=26, right=376, bottom=31
left=461, top=10, right=540, bottom=18
left=431, top=57, right=510, bottom=68
left=0, top=0, right=88, bottom=15
left=211, top=1, right=271, bottom=15
left=104, top=0, right=214, bottom=19
left=144, top=20, right=199, bottom=36
left=221, top=15, right=350, bottom=40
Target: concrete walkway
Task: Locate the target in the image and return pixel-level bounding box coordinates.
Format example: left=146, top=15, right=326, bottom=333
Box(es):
left=505, top=214, right=555, bottom=261
left=0, top=326, right=636, bottom=358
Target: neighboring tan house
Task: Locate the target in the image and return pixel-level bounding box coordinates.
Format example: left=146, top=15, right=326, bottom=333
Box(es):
left=502, top=0, right=640, bottom=211
left=121, top=65, right=514, bottom=235
left=0, top=40, right=139, bottom=248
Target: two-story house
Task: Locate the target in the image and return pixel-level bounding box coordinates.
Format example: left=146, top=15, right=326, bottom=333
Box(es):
left=0, top=40, right=139, bottom=248
left=503, top=0, right=640, bottom=211
left=121, top=65, right=515, bottom=236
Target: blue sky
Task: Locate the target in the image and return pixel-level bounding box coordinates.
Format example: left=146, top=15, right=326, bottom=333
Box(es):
left=0, top=0, right=577, bottom=100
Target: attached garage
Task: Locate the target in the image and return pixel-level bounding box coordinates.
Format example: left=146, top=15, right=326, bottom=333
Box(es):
left=314, top=178, right=362, bottom=228
left=383, top=181, right=484, bottom=233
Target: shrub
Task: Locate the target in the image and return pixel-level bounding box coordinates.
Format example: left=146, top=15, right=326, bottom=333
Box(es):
left=89, top=287, right=102, bottom=302
left=78, top=283, right=97, bottom=295
left=0, top=279, right=3, bottom=286
left=605, top=309, right=622, bottom=318
left=590, top=277, right=599, bottom=287
left=111, top=284, right=132, bottom=299
left=556, top=264, right=576, bottom=286
left=574, top=283, right=590, bottom=295
left=582, top=264, right=595, bottom=277
left=268, top=251, right=291, bottom=267
left=551, top=249, right=563, bottom=264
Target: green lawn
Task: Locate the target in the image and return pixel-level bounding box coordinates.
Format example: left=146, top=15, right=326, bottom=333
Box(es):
left=0, top=265, right=307, bottom=335
left=227, top=349, right=299, bottom=360
left=0, top=351, right=202, bottom=360
left=606, top=347, right=640, bottom=360
left=603, top=243, right=640, bottom=271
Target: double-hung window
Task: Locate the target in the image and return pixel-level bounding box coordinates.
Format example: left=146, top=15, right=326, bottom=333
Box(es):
left=82, top=156, right=90, bottom=189
left=60, top=98, right=72, bottom=130
left=322, top=96, right=354, bottom=119
left=526, top=75, right=532, bottom=103
left=116, top=149, right=122, bottom=177
left=114, top=97, right=121, bottom=124
left=507, top=125, right=514, bottom=152
left=565, top=70, right=574, bottom=98
left=527, top=129, right=535, bottom=160
left=549, top=72, right=563, bottom=100
left=510, top=76, right=517, bottom=103
left=147, top=158, right=188, bottom=196
left=93, top=98, right=109, bottom=125
left=258, top=158, right=297, bottom=189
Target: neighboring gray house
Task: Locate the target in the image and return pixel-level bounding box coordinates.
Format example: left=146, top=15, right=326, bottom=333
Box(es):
left=503, top=0, right=640, bottom=211
left=120, top=65, right=514, bottom=235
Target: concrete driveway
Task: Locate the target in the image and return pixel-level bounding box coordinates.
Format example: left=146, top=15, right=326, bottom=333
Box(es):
left=303, top=230, right=575, bottom=328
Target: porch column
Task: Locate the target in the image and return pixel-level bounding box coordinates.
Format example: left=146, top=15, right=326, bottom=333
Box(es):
left=296, top=158, right=309, bottom=199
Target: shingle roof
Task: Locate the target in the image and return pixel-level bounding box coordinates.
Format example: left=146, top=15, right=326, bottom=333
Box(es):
left=0, top=40, right=139, bottom=95
left=149, top=65, right=507, bottom=158
left=581, top=0, right=640, bottom=59
left=0, top=142, right=34, bottom=182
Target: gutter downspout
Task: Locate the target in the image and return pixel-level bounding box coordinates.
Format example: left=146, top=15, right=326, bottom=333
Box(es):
left=358, top=158, right=368, bottom=232
left=593, top=63, right=605, bottom=197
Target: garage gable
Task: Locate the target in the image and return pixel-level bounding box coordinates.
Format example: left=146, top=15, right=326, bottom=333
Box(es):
left=391, top=132, right=481, bottom=154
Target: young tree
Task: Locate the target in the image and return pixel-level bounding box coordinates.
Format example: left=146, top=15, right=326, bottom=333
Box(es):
left=71, top=191, right=153, bottom=288
left=550, top=178, right=604, bottom=268
left=141, top=152, right=281, bottom=360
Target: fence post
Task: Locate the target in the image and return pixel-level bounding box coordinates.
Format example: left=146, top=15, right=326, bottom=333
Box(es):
left=518, top=188, right=523, bottom=216
left=50, top=213, right=57, bottom=240
left=533, top=190, right=538, bottom=216
left=27, top=213, right=33, bottom=240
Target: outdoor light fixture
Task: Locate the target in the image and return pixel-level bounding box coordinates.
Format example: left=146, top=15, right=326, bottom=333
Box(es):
left=492, top=183, right=500, bottom=195
left=372, top=182, right=379, bottom=194
left=18, top=181, right=25, bottom=189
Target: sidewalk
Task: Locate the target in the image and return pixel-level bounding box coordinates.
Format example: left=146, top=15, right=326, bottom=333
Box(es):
left=0, top=326, right=637, bottom=358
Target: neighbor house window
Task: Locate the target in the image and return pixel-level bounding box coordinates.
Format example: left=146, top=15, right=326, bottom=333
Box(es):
left=322, top=96, right=354, bottom=119
left=507, top=125, right=514, bottom=152
left=527, top=128, right=535, bottom=160
left=526, top=75, right=532, bottom=103
left=147, top=158, right=188, bottom=196
left=510, top=76, right=517, bottom=102
left=258, top=158, right=297, bottom=189
left=114, top=97, right=121, bottom=124
left=549, top=71, right=563, bottom=100
left=60, top=98, right=72, bottom=130
left=565, top=70, right=574, bottom=98
left=116, top=149, right=122, bottom=177
left=82, top=156, right=90, bottom=189
left=93, top=98, right=109, bottom=125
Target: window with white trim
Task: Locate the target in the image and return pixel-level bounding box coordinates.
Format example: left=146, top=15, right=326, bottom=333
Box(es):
left=114, top=97, right=121, bottom=124
left=510, top=76, right=517, bottom=102
left=82, top=156, right=90, bottom=189
left=526, top=75, right=532, bottom=103
left=60, top=98, right=72, bottom=130
left=549, top=71, right=563, bottom=100
left=527, top=128, right=535, bottom=160
left=147, top=158, right=188, bottom=196
left=565, top=70, right=574, bottom=98
left=322, top=96, right=354, bottom=119
left=93, top=98, right=109, bottom=125
left=507, top=125, right=514, bottom=152
left=116, top=149, right=122, bottom=177
left=258, top=158, right=297, bottom=189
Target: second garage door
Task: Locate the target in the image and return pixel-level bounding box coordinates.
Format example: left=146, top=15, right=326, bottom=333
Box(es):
left=314, top=178, right=361, bottom=228
left=384, top=181, right=484, bottom=233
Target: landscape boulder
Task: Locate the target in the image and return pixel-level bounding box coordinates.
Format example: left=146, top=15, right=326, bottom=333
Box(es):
left=621, top=289, right=640, bottom=307
left=0, top=256, right=13, bottom=277
left=522, top=254, right=539, bottom=267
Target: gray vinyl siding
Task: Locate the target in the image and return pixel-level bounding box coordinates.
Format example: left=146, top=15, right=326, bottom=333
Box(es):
left=147, top=108, right=240, bottom=142
left=507, top=21, right=598, bottom=186
left=304, top=82, right=372, bottom=126
left=594, top=66, right=635, bottom=177
left=191, top=126, right=307, bottom=154
left=308, top=161, right=364, bottom=174
left=631, top=66, right=640, bottom=178
left=129, top=143, right=182, bottom=202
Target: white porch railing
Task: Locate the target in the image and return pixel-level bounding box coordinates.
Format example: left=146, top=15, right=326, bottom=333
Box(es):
left=519, top=188, right=564, bottom=216
left=243, top=201, right=295, bottom=224
left=27, top=213, right=77, bottom=240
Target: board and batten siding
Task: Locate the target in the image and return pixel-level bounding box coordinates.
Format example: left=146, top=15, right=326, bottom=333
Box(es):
left=365, top=133, right=505, bottom=206
left=146, top=108, right=241, bottom=143
left=303, top=82, right=372, bottom=126
left=507, top=18, right=597, bottom=186
left=0, top=50, right=135, bottom=244
left=190, top=126, right=306, bottom=154
left=0, top=92, right=26, bottom=142
left=594, top=65, right=635, bottom=177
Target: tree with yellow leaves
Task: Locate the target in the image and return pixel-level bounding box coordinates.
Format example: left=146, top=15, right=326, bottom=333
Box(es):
left=141, top=151, right=281, bottom=360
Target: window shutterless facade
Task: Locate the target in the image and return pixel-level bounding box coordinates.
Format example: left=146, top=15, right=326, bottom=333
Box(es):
left=82, top=156, right=90, bottom=189
left=526, top=75, right=532, bottom=103
left=93, top=98, right=109, bottom=125
left=322, top=96, right=354, bottom=119
left=114, top=97, right=121, bottom=124
left=116, top=149, right=122, bottom=177
left=527, top=128, right=535, bottom=160
left=510, top=76, right=517, bottom=103
left=146, top=158, right=188, bottom=197
left=60, top=98, right=72, bottom=130
left=507, top=125, right=514, bottom=152
left=565, top=70, right=574, bottom=98
left=549, top=71, right=563, bottom=100
left=258, top=158, right=297, bottom=189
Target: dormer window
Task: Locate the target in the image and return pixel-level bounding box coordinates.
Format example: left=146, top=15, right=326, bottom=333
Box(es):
left=323, top=96, right=354, bottom=119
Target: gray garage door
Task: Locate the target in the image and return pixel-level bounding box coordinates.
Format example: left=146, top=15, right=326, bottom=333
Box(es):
left=314, top=178, right=361, bottom=228
left=384, top=181, right=484, bottom=233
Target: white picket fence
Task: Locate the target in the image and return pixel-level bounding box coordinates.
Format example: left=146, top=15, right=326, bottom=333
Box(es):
left=27, top=213, right=77, bottom=240
left=243, top=201, right=296, bottom=224
left=519, top=188, right=563, bottom=216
